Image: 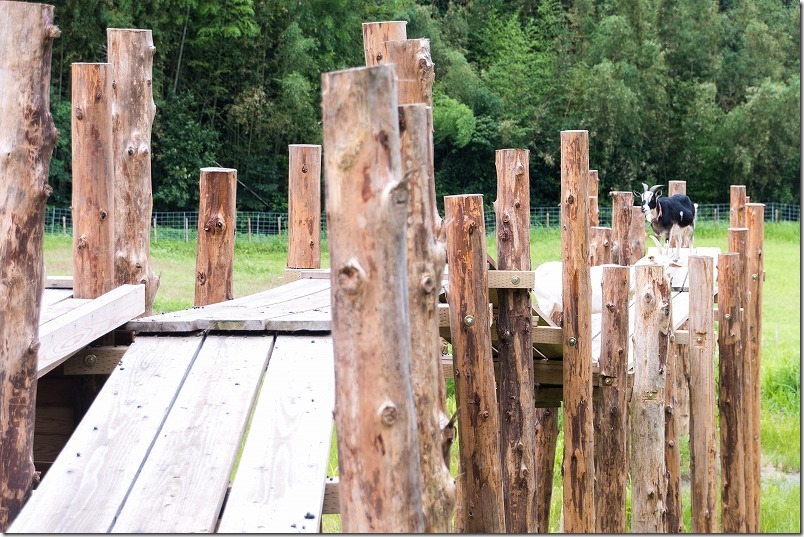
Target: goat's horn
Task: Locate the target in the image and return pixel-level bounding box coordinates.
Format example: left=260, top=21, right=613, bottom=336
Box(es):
left=649, top=184, right=664, bottom=193
left=649, top=235, right=662, bottom=249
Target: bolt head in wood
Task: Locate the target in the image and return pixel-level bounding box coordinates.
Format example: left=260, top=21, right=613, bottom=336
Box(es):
left=752, top=273, right=758, bottom=280
left=511, top=275, right=521, bottom=285
left=697, top=336, right=703, bottom=343
left=646, top=391, right=655, bottom=399
left=463, top=315, right=475, bottom=327
left=568, top=337, right=577, bottom=346
left=604, top=377, right=613, bottom=385
left=724, top=313, right=731, bottom=320
left=83, top=354, right=97, bottom=367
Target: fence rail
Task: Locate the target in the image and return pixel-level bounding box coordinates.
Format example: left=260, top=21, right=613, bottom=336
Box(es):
left=44, top=203, right=800, bottom=241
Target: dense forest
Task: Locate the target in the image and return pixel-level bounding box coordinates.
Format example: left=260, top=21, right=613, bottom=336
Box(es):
left=40, top=0, right=800, bottom=212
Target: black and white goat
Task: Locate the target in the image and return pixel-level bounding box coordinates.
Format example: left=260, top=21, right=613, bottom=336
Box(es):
left=635, top=183, right=697, bottom=262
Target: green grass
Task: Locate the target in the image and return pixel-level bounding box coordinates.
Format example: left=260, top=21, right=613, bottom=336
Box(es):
left=43, top=220, right=800, bottom=532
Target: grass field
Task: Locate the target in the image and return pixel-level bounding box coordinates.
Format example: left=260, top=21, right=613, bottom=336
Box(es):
left=43, top=220, right=800, bottom=532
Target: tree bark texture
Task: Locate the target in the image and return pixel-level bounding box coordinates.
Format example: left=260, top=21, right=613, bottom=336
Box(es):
left=589, top=226, right=612, bottom=266
left=0, top=2, right=59, bottom=530
left=444, top=194, right=506, bottom=533
left=321, top=64, right=425, bottom=533
left=610, top=191, right=633, bottom=266
left=533, top=406, right=558, bottom=532
left=629, top=206, right=646, bottom=264
left=729, top=185, right=747, bottom=228
left=717, top=253, right=747, bottom=533
left=287, top=144, right=321, bottom=269
left=629, top=264, right=670, bottom=533
left=594, top=265, right=630, bottom=533
left=383, top=39, right=434, bottom=107
left=108, top=29, right=159, bottom=315
left=71, top=62, right=115, bottom=299
left=399, top=104, right=455, bottom=533
left=559, top=130, right=594, bottom=532
left=688, top=255, right=717, bottom=533
left=728, top=226, right=753, bottom=531
left=194, top=168, right=237, bottom=307
left=664, top=327, right=683, bottom=532
left=588, top=169, right=599, bottom=227
left=494, top=149, right=538, bottom=532
left=361, top=21, right=406, bottom=66
left=745, top=203, right=765, bottom=533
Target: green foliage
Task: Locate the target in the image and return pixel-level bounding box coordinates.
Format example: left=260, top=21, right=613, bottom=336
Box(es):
left=432, top=92, right=476, bottom=148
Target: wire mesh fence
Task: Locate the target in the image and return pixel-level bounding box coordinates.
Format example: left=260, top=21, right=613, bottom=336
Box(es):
left=44, top=202, right=800, bottom=241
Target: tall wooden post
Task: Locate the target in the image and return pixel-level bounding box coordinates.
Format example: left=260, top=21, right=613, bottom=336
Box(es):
left=668, top=181, right=690, bottom=436
left=589, top=226, right=612, bottom=266
left=362, top=21, right=406, bottom=66
left=383, top=39, right=434, bottom=106
left=688, top=255, right=717, bottom=533
left=322, top=64, right=425, bottom=533
left=745, top=203, right=765, bottom=532
left=609, top=191, right=633, bottom=266
left=0, top=2, right=59, bottom=530
left=668, top=181, right=687, bottom=248
left=665, top=320, right=684, bottom=533
left=560, top=130, right=594, bottom=532
left=730, top=185, right=747, bottom=228
left=72, top=63, right=115, bottom=299
left=717, top=252, right=747, bottom=532
left=588, top=169, right=599, bottom=227
left=444, top=194, right=506, bottom=533
left=494, top=149, right=537, bottom=532
left=194, top=168, right=237, bottom=307
left=108, top=29, right=159, bottom=315
left=629, top=264, right=670, bottom=533
left=533, top=407, right=558, bottom=532
left=286, top=144, right=321, bottom=270
left=594, top=265, right=630, bottom=533
left=399, top=104, right=455, bottom=532
left=629, top=206, right=646, bottom=264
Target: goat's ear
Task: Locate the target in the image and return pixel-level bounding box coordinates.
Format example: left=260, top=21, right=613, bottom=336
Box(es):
left=641, top=182, right=649, bottom=192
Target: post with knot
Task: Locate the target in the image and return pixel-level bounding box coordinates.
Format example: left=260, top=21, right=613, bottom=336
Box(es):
left=286, top=144, right=321, bottom=281
left=194, top=168, right=237, bottom=307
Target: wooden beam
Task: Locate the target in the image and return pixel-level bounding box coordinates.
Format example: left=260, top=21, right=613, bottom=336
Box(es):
left=560, top=130, right=594, bottom=532
left=71, top=62, right=115, bottom=299
left=45, top=276, right=74, bottom=289
left=286, top=144, right=321, bottom=271
left=487, top=270, right=536, bottom=289
left=322, top=64, right=424, bottom=533
left=444, top=194, right=506, bottom=532
left=62, top=346, right=128, bottom=375
left=0, top=3, right=59, bottom=527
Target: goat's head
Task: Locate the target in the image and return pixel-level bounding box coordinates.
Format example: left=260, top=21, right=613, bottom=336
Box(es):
left=633, top=183, right=664, bottom=220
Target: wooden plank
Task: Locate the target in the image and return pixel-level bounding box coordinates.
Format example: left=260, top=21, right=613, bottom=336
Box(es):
left=111, top=334, right=275, bottom=533
left=45, top=275, right=74, bottom=289
left=63, top=346, right=128, bottom=375
left=37, top=284, right=145, bottom=377
left=487, top=269, right=535, bottom=289
left=322, top=477, right=340, bottom=515
left=39, top=297, right=91, bottom=325
left=41, top=288, right=73, bottom=309
left=218, top=335, right=335, bottom=533
left=8, top=336, right=203, bottom=533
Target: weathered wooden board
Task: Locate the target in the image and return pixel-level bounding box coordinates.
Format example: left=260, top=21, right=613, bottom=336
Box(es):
left=111, top=334, right=275, bottom=533
left=41, top=288, right=73, bottom=309
left=39, top=296, right=90, bottom=325
left=45, top=275, right=74, bottom=289
left=125, top=278, right=331, bottom=333
left=218, top=335, right=335, bottom=533
left=8, top=336, right=203, bottom=533
left=38, top=284, right=145, bottom=377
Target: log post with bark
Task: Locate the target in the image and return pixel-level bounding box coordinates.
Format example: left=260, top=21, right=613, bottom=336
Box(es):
left=194, top=168, right=237, bottom=307
left=286, top=144, right=321, bottom=271
left=494, top=149, right=538, bottom=532
left=71, top=62, right=115, bottom=299
left=444, top=194, right=506, bottom=533
left=588, top=169, right=599, bottom=227
left=322, top=64, right=425, bottom=533
left=730, top=185, right=747, bottom=228
left=667, top=181, right=690, bottom=437
left=0, top=2, right=59, bottom=530
left=383, top=39, right=434, bottom=107
left=629, top=206, right=646, bottom=264
left=560, top=130, right=594, bottom=532
left=108, top=29, right=159, bottom=315
left=610, top=191, right=633, bottom=266
left=361, top=21, right=407, bottom=66
left=665, top=316, right=683, bottom=533
left=589, top=226, right=612, bottom=266
left=399, top=103, right=455, bottom=532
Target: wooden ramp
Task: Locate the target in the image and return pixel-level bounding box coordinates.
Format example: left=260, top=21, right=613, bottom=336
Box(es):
left=11, top=279, right=336, bottom=534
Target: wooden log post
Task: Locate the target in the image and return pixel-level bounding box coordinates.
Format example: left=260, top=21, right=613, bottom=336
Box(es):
left=194, top=168, right=237, bottom=307
left=688, top=255, right=717, bottom=533
left=444, top=194, right=506, bottom=533
left=533, top=407, right=559, bottom=532
left=588, top=169, right=599, bottom=227
left=108, top=29, right=159, bottom=315
left=362, top=21, right=406, bottom=66
left=286, top=144, right=321, bottom=271
left=593, top=265, right=630, bottom=533
left=71, top=63, right=115, bottom=299
left=610, top=192, right=633, bottom=266
left=668, top=181, right=687, bottom=248
left=717, top=252, right=747, bottom=533
left=560, top=130, right=594, bottom=532
left=494, top=149, right=538, bottom=532
left=589, top=226, right=612, bottom=266
left=0, top=2, right=59, bottom=530
left=745, top=203, right=765, bottom=532
left=668, top=182, right=690, bottom=436
left=629, top=264, right=670, bottom=533
left=383, top=39, right=434, bottom=106
left=728, top=226, right=753, bottom=531
left=665, top=319, right=684, bottom=533
left=629, top=205, right=646, bottom=264
left=322, top=64, right=425, bottom=533
left=399, top=104, right=455, bottom=533
left=730, top=185, right=747, bottom=228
